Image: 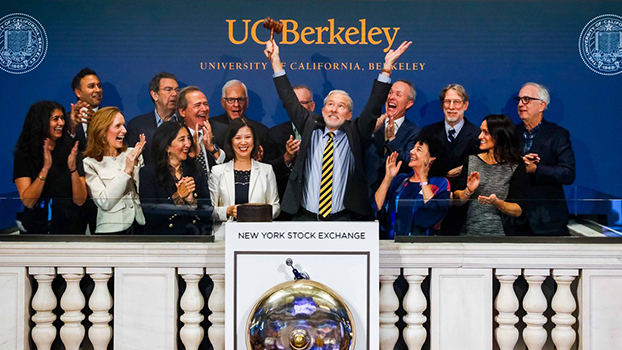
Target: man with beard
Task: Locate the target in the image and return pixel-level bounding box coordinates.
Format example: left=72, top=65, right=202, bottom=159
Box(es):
left=364, top=79, right=420, bottom=194
left=418, top=84, right=481, bottom=235
left=264, top=38, right=411, bottom=220
left=126, top=72, right=180, bottom=163
left=69, top=67, right=103, bottom=151
left=515, top=82, right=575, bottom=236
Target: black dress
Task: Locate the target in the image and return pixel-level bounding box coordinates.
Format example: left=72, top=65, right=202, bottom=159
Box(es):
left=13, top=145, right=85, bottom=234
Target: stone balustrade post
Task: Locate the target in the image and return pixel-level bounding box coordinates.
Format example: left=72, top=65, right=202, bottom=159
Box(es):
left=86, top=267, right=113, bottom=350
left=522, top=269, right=549, bottom=350
left=207, top=268, right=225, bottom=350
left=551, top=269, right=578, bottom=350
left=379, top=268, right=400, bottom=350
left=403, top=268, right=428, bottom=350
left=58, top=267, right=86, bottom=350
left=179, top=267, right=205, bottom=350
left=494, top=269, right=520, bottom=350
left=29, top=267, right=57, bottom=350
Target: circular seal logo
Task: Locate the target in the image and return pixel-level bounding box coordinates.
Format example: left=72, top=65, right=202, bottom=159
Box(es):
left=0, top=13, right=48, bottom=74
left=579, top=14, right=622, bottom=76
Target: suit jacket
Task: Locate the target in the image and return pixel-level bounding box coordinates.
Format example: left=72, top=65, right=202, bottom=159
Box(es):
left=126, top=111, right=158, bottom=163
left=83, top=148, right=145, bottom=233
left=139, top=160, right=212, bottom=235
left=208, top=159, right=280, bottom=234
left=267, top=121, right=296, bottom=200
left=274, top=73, right=391, bottom=216
left=419, top=118, right=481, bottom=189
left=75, top=123, right=88, bottom=152
left=364, top=117, right=420, bottom=193
left=516, top=119, right=575, bottom=235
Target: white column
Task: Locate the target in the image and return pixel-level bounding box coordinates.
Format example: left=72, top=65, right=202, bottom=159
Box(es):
left=29, top=267, right=57, bottom=350
left=551, top=269, right=578, bottom=350
left=179, top=268, right=205, bottom=350
left=58, top=267, right=85, bottom=350
left=0, top=267, right=31, bottom=350
left=379, top=268, right=400, bottom=350
left=87, top=267, right=113, bottom=350
left=522, top=269, right=549, bottom=350
left=207, top=268, right=225, bottom=350
left=494, top=269, right=520, bottom=350
left=402, top=268, right=428, bottom=350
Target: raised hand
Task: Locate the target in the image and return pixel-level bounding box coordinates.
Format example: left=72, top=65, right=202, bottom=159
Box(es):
left=124, top=134, right=146, bottom=175
left=383, top=40, right=412, bottom=72
left=466, top=171, right=480, bottom=193
left=265, top=39, right=283, bottom=73
left=284, top=135, right=300, bottom=164
left=254, top=145, right=264, bottom=162
left=67, top=141, right=79, bottom=172
left=385, top=116, right=396, bottom=141
left=385, top=151, right=402, bottom=180
left=69, top=101, right=93, bottom=132
left=420, top=156, right=436, bottom=181
left=374, top=114, right=387, bottom=133
left=42, top=138, right=53, bottom=171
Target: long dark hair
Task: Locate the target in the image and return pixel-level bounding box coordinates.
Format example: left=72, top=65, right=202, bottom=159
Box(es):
left=483, top=114, right=522, bottom=164
left=14, top=101, right=71, bottom=162
left=151, top=121, right=197, bottom=185
left=223, top=118, right=259, bottom=160
left=415, top=134, right=449, bottom=178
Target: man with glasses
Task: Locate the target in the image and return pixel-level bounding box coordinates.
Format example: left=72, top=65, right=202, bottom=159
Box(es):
left=211, top=79, right=274, bottom=161
left=418, top=84, right=481, bottom=235
left=126, top=72, right=180, bottom=163
left=514, top=82, right=575, bottom=236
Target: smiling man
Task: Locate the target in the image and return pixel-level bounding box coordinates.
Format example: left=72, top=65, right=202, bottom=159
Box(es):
left=70, top=67, right=103, bottom=151
left=265, top=38, right=411, bottom=220
left=126, top=72, right=180, bottom=163
left=417, top=84, right=481, bottom=235
left=514, top=82, right=575, bottom=236
left=364, top=79, right=420, bottom=194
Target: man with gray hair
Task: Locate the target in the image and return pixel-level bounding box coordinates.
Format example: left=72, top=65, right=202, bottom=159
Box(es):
left=265, top=38, right=411, bottom=220
left=514, top=82, right=575, bottom=236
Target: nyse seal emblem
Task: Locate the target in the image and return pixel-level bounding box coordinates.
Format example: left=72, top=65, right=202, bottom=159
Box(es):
left=0, top=13, right=48, bottom=74
left=579, top=14, right=622, bottom=76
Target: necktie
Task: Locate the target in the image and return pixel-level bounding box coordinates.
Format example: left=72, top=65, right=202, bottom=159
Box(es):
left=318, top=132, right=334, bottom=218
left=196, top=134, right=209, bottom=177
left=448, top=128, right=456, bottom=142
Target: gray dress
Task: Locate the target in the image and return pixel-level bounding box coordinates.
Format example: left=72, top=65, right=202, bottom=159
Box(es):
left=463, top=155, right=517, bottom=237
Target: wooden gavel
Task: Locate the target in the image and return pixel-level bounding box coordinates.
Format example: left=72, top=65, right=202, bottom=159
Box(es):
left=263, top=17, right=283, bottom=41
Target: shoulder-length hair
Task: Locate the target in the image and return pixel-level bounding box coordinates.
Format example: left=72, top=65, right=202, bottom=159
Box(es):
left=151, top=121, right=197, bottom=185
left=484, top=114, right=522, bottom=165
left=14, top=101, right=71, bottom=161
left=223, top=118, right=259, bottom=160
left=83, top=107, right=127, bottom=161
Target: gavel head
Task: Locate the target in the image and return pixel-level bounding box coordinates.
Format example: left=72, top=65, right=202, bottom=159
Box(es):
left=263, top=17, right=283, bottom=34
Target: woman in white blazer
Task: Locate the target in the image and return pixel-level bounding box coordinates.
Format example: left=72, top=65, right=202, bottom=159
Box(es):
left=209, top=118, right=280, bottom=239
left=83, top=107, right=146, bottom=234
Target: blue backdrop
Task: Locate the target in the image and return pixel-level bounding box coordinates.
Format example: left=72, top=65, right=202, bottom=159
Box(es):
left=2, top=0, right=622, bottom=203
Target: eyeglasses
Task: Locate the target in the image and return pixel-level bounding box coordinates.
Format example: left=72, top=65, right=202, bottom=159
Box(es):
left=223, top=97, right=248, bottom=105
left=443, top=99, right=464, bottom=108
left=513, top=96, right=542, bottom=105
left=160, top=87, right=180, bottom=93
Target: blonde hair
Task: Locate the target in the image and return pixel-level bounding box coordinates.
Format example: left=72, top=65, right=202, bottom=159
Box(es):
left=83, top=106, right=127, bottom=161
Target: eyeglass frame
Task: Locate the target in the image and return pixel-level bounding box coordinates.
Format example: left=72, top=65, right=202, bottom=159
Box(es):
left=222, top=97, right=248, bottom=105
left=443, top=99, right=464, bottom=108
left=513, top=96, right=542, bottom=105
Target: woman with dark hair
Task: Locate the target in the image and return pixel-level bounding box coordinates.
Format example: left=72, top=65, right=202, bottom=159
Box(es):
left=13, top=101, right=87, bottom=233
left=139, top=121, right=212, bottom=235
left=373, top=135, right=451, bottom=238
left=209, top=118, right=279, bottom=239
left=454, top=114, right=526, bottom=236
left=83, top=107, right=146, bottom=234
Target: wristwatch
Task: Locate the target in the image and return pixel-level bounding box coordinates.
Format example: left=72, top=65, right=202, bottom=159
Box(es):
left=210, top=145, right=220, bottom=156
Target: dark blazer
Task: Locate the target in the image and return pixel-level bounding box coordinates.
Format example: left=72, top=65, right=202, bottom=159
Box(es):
left=139, top=160, right=213, bottom=235
left=274, top=73, right=391, bottom=216
left=267, top=121, right=296, bottom=200
left=364, top=117, right=420, bottom=193
left=126, top=111, right=158, bottom=163
left=418, top=118, right=480, bottom=235
left=75, top=123, right=88, bottom=152
left=516, top=119, right=575, bottom=235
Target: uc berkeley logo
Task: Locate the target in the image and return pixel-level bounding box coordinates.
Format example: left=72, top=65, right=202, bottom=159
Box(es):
left=0, top=13, right=48, bottom=74
left=579, top=14, right=622, bottom=76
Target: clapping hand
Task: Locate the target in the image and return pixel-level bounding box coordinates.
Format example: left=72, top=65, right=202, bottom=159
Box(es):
left=385, top=151, right=402, bottom=180
left=478, top=193, right=499, bottom=206
left=67, top=141, right=79, bottom=172
left=176, top=177, right=196, bottom=201
left=69, top=101, right=93, bottom=133
left=124, top=134, right=146, bottom=175
left=284, top=135, right=300, bottom=164
left=374, top=114, right=387, bottom=133
left=42, top=138, right=53, bottom=171
left=466, top=171, right=480, bottom=193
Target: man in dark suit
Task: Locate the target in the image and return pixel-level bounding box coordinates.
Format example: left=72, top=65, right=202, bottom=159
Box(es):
left=364, top=79, right=420, bottom=194
left=418, top=84, right=481, bottom=235
left=515, top=82, right=575, bottom=236
left=69, top=68, right=102, bottom=152
left=126, top=72, right=179, bottom=163
left=264, top=39, right=411, bottom=220
left=210, top=79, right=274, bottom=161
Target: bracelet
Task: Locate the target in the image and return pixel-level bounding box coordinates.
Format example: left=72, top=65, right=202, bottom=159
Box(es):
left=420, top=181, right=428, bottom=187
left=69, top=168, right=77, bottom=173
left=464, top=188, right=472, bottom=197
left=37, top=174, right=46, bottom=181
left=381, top=68, right=392, bottom=74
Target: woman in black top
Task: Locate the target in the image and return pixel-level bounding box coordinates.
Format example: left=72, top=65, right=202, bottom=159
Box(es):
left=139, top=121, right=212, bottom=235
left=13, top=101, right=87, bottom=234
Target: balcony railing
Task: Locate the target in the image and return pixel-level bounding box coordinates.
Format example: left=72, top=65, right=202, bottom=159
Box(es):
left=1, top=234, right=622, bottom=350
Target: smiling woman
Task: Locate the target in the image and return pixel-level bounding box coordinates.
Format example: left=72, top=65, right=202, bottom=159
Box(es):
left=83, top=107, right=146, bottom=234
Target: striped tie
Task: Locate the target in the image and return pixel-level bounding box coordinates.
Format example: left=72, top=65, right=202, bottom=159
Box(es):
left=318, top=132, right=334, bottom=218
